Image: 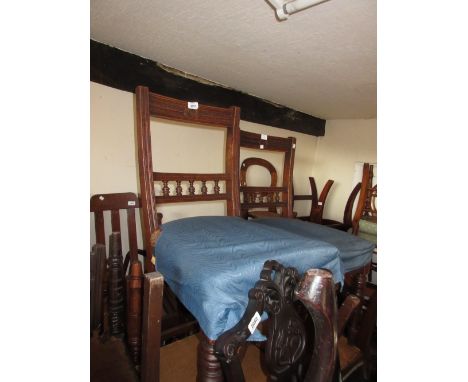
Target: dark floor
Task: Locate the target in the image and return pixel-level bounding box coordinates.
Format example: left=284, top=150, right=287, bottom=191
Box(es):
left=91, top=332, right=138, bottom=382
left=91, top=329, right=377, bottom=382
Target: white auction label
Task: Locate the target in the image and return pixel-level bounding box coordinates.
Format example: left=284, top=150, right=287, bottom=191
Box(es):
left=128, top=201, right=136, bottom=206
left=261, top=134, right=268, bottom=140
left=248, top=311, right=261, bottom=334
left=188, top=101, right=199, bottom=109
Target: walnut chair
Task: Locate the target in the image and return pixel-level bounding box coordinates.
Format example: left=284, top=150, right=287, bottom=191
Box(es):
left=352, top=163, right=377, bottom=279
left=294, top=177, right=335, bottom=224
left=320, top=182, right=362, bottom=232
left=240, top=157, right=281, bottom=218
left=90, top=192, right=197, bottom=368
left=239, top=130, right=296, bottom=219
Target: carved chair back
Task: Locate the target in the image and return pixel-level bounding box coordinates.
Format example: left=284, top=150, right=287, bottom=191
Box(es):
left=239, top=130, right=296, bottom=218
left=215, top=261, right=362, bottom=382
left=135, top=86, right=241, bottom=271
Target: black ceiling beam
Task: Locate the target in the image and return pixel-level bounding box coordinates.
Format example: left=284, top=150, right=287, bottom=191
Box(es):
left=91, top=40, right=325, bottom=136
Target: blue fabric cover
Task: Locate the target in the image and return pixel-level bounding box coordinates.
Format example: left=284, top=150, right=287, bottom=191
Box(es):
left=155, top=216, right=343, bottom=340
left=252, top=218, right=375, bottom=273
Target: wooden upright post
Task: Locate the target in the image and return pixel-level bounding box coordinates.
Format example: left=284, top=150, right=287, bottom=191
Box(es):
left=108, top=233, right=125, bottom=336
left=141, top=272, right=164, bottom=382
left=295, top=269, right=338, bottom=382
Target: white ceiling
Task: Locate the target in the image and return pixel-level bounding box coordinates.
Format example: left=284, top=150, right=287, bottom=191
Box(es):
left=91, top=0, right=376, bottom=120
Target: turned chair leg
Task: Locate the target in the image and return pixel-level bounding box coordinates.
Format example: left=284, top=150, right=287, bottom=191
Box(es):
left=197, top=333, right=224, bottom=382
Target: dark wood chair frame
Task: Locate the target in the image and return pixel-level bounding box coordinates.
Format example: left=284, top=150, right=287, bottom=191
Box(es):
left=352, top=163, right=376, bottom=234
left=91, top=192, right=197, bottom=368
left=135, top=86, right=241, bottom=274
left=294, top=177, right=334, bottom=224
left=240, top=157, right=279, bottom=218
left=321, top=182, right=362, bottom=232
left=239, top=130, right=296, bottom=218
left=90, top=192, right=146, bottom=365
left=352, top=163, right=377, bottom=278
left=215, top=261, right=341, bottom=382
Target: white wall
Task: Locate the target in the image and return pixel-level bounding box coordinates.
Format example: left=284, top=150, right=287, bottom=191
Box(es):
left=311, top=119, right=377, bottom=222
left=90, top=82, right=320, bottom=252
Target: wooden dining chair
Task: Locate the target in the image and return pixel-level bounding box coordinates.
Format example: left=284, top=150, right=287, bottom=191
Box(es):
left=91, top=192, right=198, bottom=369
left=239, top=131, right=296, bottom=219
left=320, top=182, right=362, bottom=232
left=240, top=157, right=281, bottom=218
left=352, top=163, right=377, bottom=280
left=91, top=192, right=145, bottom=364
left=214, top=260, right=374, bottom=382
left=294, top=177, right=334, bottom=224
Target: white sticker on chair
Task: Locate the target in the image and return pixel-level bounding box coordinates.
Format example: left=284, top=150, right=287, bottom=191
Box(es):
left=261, top=134, right=268, bottom=140
left=260, top=144, right=264, bottom=149
left=128, top=201, right=136, bottom=206
left=188, top=101, right=199, bottom=110
left=318, top=202, right=323, bottom=206
left=248, top=311, right=261, bottom=334
left=292, top=143, right=296, bottom=149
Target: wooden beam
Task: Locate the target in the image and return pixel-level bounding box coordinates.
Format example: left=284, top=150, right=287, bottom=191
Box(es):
left=90, top=40, right=325, bottom=136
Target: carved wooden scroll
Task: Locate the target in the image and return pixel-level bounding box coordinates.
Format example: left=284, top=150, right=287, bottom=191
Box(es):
left=214, top=261, right=338, bottom=382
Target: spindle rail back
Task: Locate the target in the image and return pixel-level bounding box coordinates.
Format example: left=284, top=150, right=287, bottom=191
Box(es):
left=136, top=86, right=241, bottom=272
left=239, top=130, right=296, bottom=218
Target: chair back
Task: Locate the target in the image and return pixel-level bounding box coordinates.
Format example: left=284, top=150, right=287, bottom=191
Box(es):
left=239, top=130, right=296, bottom=218
left=135, top=86, right=241, bottom=271
left=215, top=261, right=340, bottom=382
left=352, top=163, right=377, bottom=235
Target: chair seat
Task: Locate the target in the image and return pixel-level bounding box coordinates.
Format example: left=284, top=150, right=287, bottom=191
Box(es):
left=358, top=219, right=377, bottom=244
left=248, top=210, right=281, bottom=219
left=358, top=219, right=377, bottom=235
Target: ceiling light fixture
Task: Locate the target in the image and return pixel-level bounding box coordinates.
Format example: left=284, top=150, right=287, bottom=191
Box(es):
left=266, top=0, right=332, bottom=21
